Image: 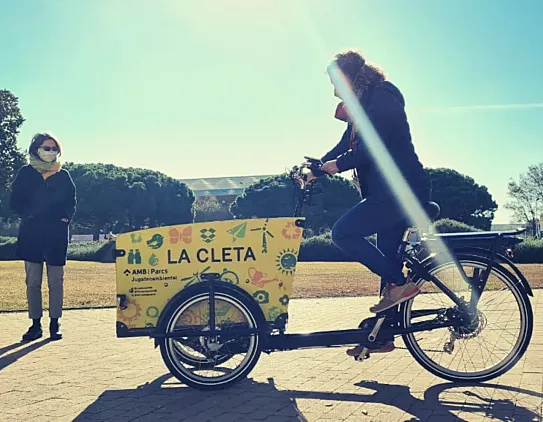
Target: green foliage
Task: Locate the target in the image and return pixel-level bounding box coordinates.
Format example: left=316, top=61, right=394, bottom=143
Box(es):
left=67, top=241, right=115, bottom=263
left=0, top=237, right=115, bottom=262
left=427, top=168, right=497, bottom=230
left=194, top=196, right=232, bottom=222
left=0, top=236, right=16, bottom=260
left=230, top=174, right=361, bottom=233
left=64, top=163, right=195, bottom=236
left=432, top=218, right=481, bottom=233
left=298, top=230, right=375, bottom=262
left=0, top=236, right=14, bottom=244
left=0, top=90, right=26, bottom=222
left=513, top=238, right=543, bottom=264
left=299, top=233, right=352, bottom=262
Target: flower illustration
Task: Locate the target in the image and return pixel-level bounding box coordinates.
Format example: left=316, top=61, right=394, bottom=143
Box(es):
left=268, top=306, right=281, bottom=321
left=279, top=295, right=290, bottom=306
left=253, top=290, right=270, bottom=304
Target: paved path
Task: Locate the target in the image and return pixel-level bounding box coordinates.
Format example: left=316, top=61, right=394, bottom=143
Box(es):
left=1, top=292, right=542, bottom=422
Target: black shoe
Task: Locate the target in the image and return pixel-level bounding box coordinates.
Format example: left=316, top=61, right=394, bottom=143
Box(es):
left=22, top=325, right=43, bottom=342
left=49, top=322, right=62, bottom=341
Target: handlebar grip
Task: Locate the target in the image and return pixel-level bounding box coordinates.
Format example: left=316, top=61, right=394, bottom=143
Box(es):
left=311, top=168, right=328, bottom=177
left=303, top=156, right=329, bottom=177
left=304, top=156, right=322, bottom=165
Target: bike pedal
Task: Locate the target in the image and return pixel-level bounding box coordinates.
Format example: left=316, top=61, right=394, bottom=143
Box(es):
left=354, top=347, right=370, bottom=361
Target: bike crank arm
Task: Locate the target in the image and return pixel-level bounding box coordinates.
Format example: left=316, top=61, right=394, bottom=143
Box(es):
left=355, top=316, right=386, bottom=361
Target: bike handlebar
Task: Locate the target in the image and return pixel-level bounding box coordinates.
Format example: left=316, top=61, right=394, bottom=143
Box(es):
left=289, top=156, right=330, bottom=185
left=289, top=157, right=331, bottom=217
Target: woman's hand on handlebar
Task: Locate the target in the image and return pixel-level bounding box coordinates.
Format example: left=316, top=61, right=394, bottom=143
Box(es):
left=295, top=167, right=316, bottom=184
left=304, top=170, right=317, bottom=183
left=321, top=160, right=339, bottom=176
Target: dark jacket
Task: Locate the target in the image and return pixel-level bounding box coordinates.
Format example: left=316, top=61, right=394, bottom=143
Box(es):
left=322, top=81, right=430, bottom=202
left=10, top=165, right=77, bottom=266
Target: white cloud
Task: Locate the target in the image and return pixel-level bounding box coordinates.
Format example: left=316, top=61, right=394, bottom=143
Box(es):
left=422, top=103, right=543, bottom=113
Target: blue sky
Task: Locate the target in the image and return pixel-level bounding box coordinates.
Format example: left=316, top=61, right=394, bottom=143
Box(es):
left=2, top=0, right=542, bottom=223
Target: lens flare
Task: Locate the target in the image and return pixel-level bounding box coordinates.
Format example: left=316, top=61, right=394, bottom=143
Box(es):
left=327, top=62, right=457, bottom=268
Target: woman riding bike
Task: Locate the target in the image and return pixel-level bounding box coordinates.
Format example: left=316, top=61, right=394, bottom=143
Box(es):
left=306, top=50, right=431, bottom=355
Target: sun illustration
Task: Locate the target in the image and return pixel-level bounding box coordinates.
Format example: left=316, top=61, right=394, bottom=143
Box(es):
left=276, top=249, right=298, bottom=275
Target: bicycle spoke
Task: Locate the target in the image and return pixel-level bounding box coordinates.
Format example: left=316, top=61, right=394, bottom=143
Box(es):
left=403, top=259, right=530, bottom=381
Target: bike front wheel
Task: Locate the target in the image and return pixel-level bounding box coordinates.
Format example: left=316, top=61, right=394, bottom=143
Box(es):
left=401, top=255, right=533, bottom=383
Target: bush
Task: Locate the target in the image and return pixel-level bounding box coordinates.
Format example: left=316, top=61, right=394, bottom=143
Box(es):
left=194, top=197, right=233, bottom=223
left=432, top=218, right=481, bottom=233
left=0, top=236, right=17, bottom=260
left=0, top=236, right=15, bottom=245
left=67, top=241, right=115, bottom=263
left=513, top=238, right=543, bottom=264
left=299, top=234, right=352, bottom=262
left=0, top=237, right=115, bottom=263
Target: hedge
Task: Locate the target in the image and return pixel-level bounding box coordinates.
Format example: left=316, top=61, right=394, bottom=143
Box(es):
left=433, top=218, right=481, bottom=233
left=299, top=234, right=353, bottom=262
left=67, top=241, right=115, bottom=263
left=0, top=237, right=115, bottom=263
left=0, top=237, right=17, bottom=260
left=513, top=239, right=543, bottom=264
left=1, top=229, right=542, bottom=264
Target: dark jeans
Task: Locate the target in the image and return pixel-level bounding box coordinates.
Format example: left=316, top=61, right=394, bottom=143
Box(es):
left=332, top=196, right=409, bottom=292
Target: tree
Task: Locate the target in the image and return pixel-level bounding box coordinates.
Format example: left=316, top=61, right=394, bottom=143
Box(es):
left=230, top=174, right=361, bottom=233
left=0, top=90, right=26, bottom=222
left=64, top=163, right=130, bottom=237
left=64, top=163, right=195, bottom=237
left=506, top=163, right=543, bottom=237
left=427, top=168, right=497, bottom=230
left=194, top=196, right=232, bottom=222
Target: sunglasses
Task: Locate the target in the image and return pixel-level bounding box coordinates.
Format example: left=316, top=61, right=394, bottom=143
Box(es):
left=39, top=146, right=59, bottom=152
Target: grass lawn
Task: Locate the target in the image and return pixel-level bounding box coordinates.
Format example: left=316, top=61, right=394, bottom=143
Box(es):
left=1, top=260, right=541, bottom=311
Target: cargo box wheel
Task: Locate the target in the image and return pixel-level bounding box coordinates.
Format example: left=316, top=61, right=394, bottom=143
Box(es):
left=159, top=283, right=266, bottom=390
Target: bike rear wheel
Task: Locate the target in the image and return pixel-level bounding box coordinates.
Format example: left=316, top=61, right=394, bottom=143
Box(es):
left=401, top=256, right=533, bottom=383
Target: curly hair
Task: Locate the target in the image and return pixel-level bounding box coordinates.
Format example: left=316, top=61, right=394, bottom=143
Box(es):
left=330, top=50, right=387, bottom=100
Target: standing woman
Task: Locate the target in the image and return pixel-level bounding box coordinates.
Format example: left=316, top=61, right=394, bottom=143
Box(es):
left=10, top=132, right=76, bottom=341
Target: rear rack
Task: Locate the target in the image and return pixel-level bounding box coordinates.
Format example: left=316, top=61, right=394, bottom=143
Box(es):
left=431, top=228, right=526, bottom=249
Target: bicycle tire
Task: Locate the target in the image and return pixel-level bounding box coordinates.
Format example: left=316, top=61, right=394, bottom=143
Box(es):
left=159, top=283, right=265, bottom=390
left=401, top=254, right=533, bottom=383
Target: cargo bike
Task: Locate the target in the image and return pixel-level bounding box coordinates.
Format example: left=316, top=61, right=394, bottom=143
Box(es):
left=114, top=159, right=534, bottom=390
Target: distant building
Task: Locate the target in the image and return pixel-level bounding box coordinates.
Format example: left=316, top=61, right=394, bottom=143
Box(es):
left=179, top=175, right=275, bottom=203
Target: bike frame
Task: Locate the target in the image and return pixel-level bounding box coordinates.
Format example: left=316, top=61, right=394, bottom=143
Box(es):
left=151, top=164, right=530, bottom=354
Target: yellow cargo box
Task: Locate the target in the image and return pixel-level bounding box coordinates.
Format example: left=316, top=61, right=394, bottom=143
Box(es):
left=115, top=217, right=304, bottom=336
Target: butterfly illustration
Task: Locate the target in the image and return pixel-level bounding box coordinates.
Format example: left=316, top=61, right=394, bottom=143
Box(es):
left=169, top=226, right=192, bottom=244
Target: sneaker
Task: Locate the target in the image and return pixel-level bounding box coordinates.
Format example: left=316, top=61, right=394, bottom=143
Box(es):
left=50, top=322, right=62, bottom=341
left=22, top=325, right=43, bottom=342
left=369, top=281, right=421, bottom=313
left=346, top=341, right=395, bottom=357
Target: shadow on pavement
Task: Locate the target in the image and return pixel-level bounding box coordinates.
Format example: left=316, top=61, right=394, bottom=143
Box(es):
left=75, top=375, right=305, bottom=422
left=424, top=382, right=543, bottom=422
left=0, top=338, right=51, bottom=371
left=75, top=375, right=543, bottom=421
left=0, top=341, right=27, bottom=357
